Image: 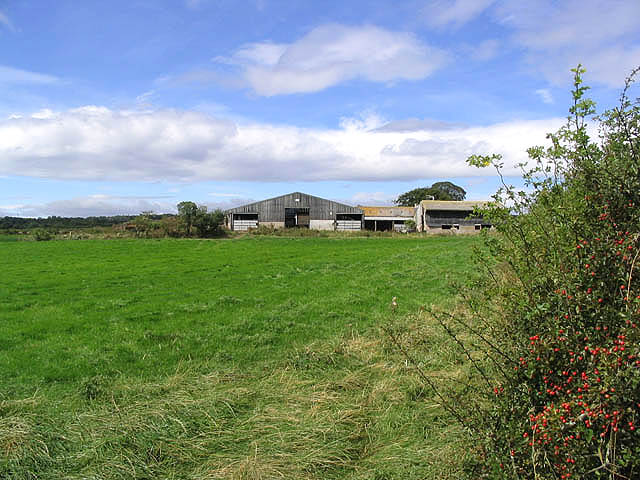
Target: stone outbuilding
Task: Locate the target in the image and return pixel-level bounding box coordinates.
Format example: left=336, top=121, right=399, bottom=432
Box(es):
left=415, top=200, right=492, bottom=232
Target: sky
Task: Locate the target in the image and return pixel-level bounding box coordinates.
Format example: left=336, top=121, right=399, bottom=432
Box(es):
left=1, top=0, right=639, bottom=217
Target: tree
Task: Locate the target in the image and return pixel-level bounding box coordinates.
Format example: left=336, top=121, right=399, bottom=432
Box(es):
left=177, top=201, right=198, bottom=236
left=394, top=182, right=466, bottom=206
left=430, top=181, right=466, bottom=201
left=193, top=206, right=224, bottom=238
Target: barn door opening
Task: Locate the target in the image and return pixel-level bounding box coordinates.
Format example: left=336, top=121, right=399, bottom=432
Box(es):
left=336, top=213, right=362, bottom=231
left=233, top=213, right=258, bottom=231
left=284, top=208, right=310, bottom=228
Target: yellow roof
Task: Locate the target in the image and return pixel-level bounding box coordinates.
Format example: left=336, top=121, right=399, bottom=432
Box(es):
left=358, top=206, right=416, bottom=217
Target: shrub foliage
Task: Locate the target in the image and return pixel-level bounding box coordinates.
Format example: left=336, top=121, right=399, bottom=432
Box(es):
left=430, top=66, right=640, bottom=479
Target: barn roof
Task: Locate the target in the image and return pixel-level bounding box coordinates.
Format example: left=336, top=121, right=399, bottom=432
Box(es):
left=358, top=206, right=416, bottom=217
left=224, top=192, right=362, bottom=214
left=419, top=200, right=490, bottom=211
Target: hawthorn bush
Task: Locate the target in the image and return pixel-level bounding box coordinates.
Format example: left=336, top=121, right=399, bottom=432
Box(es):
left=427, top=67, right=640, bottom=479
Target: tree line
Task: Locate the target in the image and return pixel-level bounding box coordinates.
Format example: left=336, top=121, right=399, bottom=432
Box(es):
left=0, top=215, right=141, bottom=230
left=1, top=202, right=225, bottom=239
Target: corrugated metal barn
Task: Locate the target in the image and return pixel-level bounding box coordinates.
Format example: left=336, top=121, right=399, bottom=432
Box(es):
left=225, top=192, right=363, bottom=231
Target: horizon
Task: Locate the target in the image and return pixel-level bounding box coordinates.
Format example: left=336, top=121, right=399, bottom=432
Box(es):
left=1, top=1, right=638, bottom=217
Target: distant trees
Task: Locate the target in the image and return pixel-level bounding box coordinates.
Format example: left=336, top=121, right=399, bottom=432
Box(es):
left=394, top=181, right=466, bottom=206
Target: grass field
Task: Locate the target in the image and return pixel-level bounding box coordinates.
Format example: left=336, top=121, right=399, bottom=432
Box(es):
left=1, top=235, right=479, bottom=479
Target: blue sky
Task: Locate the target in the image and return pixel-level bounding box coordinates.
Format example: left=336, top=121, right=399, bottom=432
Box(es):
left=1, top=0, right=639, bottom=216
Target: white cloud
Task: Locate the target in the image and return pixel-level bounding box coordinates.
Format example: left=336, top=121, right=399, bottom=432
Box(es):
left=0, top=65, right=60, bottom=85
left=350, top=191, right=395, bottom=205
left=421, top=0, right=640, bottom=87
left=469, top=39, right=500, bottom=61
left=373, top=118, right=466, bottom=132
left=208, top=192, right=244, bottom=198
left=0, top=11, right=14, bottom=31
left=535, top=89, right=553, bottom=104
left=0, top=195, right=177, bottom=218
left=423, top=0, right=496, bottom=28
left=217, top=24, right=449, bottom=96
left=494, top=0, right=640, bottom=87
left=0, top=105, right=565, bottom=184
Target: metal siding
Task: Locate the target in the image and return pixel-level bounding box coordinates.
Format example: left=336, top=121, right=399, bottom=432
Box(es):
left=225, top=192, right=362, bottom=222
left=336, top=220, right=362, bottom=231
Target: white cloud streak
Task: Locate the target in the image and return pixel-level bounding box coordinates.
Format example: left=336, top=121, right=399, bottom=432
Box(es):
left=217, top=24, right=449, bottom=95
left=423, top=0, right=496, bottom=28
left=469, top=39, right=500, bottom=61
left=422, top=0, right=640, bottom=86
left=0, top=106, right=565, bottom=184
left=0, top=65, right=60, bottom=85
left=495, top=0, right=640, bottom=87
left=535, top=89, right=553, bottom=104
left=0, top=11, right=14, bottom=31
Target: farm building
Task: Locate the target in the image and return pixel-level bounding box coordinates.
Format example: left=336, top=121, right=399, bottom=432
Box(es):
left=224, top=192, right=363, bottom=231
left=416, top=200, right=491, bottom=232
left=358, top=206, right=416, bottom=232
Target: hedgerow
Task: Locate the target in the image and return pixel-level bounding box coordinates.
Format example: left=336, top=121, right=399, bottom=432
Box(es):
left=417, top=66, right=640, bottom=479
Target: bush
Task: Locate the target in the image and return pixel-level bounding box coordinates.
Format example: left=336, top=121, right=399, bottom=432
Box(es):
left=404, top=219, right=417, bottom=232
left=407, top=66, right=640, bottom=479
left=193, top=207, right=224, bottom=238
left=33, top=229, right=53, bottom=241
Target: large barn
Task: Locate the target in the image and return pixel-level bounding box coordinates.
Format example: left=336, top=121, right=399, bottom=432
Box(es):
left=224, top=192, right=363, bottom=231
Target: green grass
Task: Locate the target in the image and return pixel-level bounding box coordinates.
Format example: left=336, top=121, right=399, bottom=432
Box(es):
left=0, top=235, right=20, bottom=242
left=1, top=236, right=479, bottom=479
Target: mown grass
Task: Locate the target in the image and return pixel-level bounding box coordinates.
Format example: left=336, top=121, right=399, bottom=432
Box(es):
left=1, top=236, right=479, bottom=479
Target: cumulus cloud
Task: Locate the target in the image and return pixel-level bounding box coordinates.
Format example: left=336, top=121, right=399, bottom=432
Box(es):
left=0, top=105, right=565, bottom=184
left=0, top=65, right=60, bottom=85
left=217, top=24, right=449, bottom=95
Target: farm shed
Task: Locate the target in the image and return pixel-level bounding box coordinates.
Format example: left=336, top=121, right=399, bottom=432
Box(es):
left=358, top=206, right=416, bottom=232
left=224, top=192, right=363, bottom=231
left=416, top=200, right=491, bottom=232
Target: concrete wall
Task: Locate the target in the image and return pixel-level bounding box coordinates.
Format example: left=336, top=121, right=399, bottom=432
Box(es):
left=260, top=222, right=286, bottom=229
left=310, top=220, right=335, bottom=230
left=424, top=224, right=491, bottom=234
